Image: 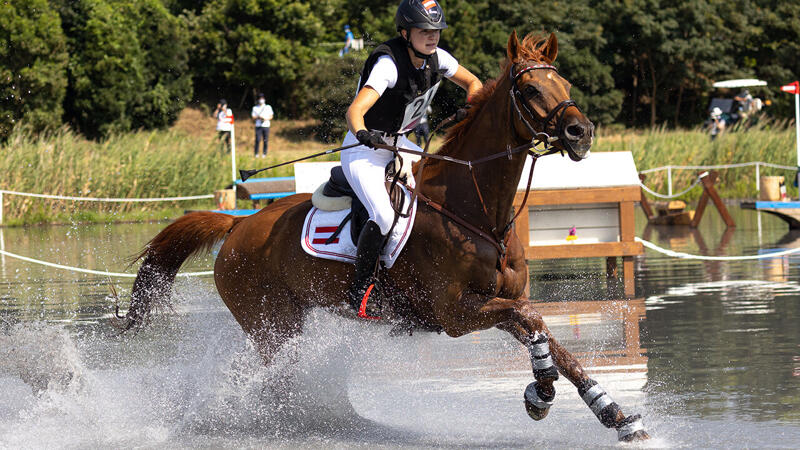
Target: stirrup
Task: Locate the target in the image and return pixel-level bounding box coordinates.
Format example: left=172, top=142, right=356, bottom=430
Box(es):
left=357, top=283, right=381, bottom=320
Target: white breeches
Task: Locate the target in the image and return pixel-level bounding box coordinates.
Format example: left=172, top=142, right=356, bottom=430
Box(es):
left=341, top=131, right=422, bottom=235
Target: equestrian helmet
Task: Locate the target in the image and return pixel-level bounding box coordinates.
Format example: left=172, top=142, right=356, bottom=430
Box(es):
left=395, top=0, right=447, bottom=31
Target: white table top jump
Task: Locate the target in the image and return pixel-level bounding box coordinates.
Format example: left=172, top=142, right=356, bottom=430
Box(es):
left=294, top=151, right=640, bottom=193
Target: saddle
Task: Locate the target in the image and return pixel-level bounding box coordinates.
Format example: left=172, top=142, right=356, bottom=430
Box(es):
left=311, top=164, right=408, bottom=245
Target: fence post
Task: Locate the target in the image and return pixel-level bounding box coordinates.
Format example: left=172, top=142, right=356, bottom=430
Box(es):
left=755, top=162, right=760, bottom=194
left=0, top=190, right=3, bottom=226
left=667, top=166, right=673, bottom=197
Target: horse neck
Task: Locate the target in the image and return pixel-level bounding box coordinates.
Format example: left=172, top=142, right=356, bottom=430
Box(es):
left=420, top=74, right=529, bottom=233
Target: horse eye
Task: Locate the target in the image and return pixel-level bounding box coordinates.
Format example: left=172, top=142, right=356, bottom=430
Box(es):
left=525, top=85, right=539, bottom=98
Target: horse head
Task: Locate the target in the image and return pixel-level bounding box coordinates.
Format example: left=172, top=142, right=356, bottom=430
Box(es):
left=506, top=31, right=594, bottom=161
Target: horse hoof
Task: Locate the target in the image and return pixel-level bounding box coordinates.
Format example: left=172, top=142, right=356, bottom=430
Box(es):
left=616, top=414, right=649, bottom=442
left=620, top=430, right=650, bottom=442
left=523, top=381, right=554, bottom=421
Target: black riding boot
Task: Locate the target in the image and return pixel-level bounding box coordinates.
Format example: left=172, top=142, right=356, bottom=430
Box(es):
left=348, top=220, right=386, bottom=319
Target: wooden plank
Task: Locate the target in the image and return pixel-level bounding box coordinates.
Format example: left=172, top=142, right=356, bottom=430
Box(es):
left=525, top=241, right=644, bottom=259
left=515, top=186, right=641, bottom=206
left=531, top=202, right=619, bottom=211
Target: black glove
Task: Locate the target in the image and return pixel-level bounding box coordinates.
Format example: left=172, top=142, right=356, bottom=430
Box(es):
left=356, top=129, right=385, bottom=149
left=455, top=103, right=472, bottom=122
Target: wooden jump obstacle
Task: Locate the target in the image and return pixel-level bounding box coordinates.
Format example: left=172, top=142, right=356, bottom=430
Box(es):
left=513, top=152, right=643, bottom=297
left=639, top=170, right=735, bottom=228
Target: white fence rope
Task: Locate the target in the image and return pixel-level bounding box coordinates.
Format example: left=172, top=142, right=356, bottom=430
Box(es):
left=0, top=189, right=213, bottom=202
left=0, top=248, right=213, bottom=278
left=640, top=177, right=703, bottom=199
left=639, top=161, right=796, bottom=174
left=636, top=237, right=800, bottom=261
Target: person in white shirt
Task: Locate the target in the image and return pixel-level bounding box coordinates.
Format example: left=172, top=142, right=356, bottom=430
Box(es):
left=213, top=99, right=233, bottom=153
left=251, top=93, right=274, bottom=157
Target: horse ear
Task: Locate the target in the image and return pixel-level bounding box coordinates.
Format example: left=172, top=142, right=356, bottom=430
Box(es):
left=542, top=32, right=558, bottom=63
left=507, top=30, right=521, bottom=62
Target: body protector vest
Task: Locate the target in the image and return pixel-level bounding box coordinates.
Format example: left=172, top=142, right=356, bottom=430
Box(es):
left=359, top=37, right=445, bottom=135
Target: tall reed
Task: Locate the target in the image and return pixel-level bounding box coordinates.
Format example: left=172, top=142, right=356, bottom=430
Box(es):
left=594, top=119, right=797, bottom=200
left=0, top=124, right=334, bottom=224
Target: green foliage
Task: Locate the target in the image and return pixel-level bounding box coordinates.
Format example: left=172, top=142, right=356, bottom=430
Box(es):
left=5, top=0, right=800, bottom=139
left=187, top=0, right=324, bottom=116
left=0, top=0, right=68, bottom=140
left=52, top=0, right=192, bottom=138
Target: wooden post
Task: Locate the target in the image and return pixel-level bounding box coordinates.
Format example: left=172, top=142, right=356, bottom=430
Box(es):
left=606, top=257, right=618, bottom=278
left=690, top=170, right=735, bottom=228
left=620, top=200, right=637, bottom=297
left=638, top=174, right=655, bottom=219
left=514, top=203, right=530, bottom=249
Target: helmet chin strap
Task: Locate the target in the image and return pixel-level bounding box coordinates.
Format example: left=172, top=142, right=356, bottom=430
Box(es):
left=402, top=30, right=433, bottom=60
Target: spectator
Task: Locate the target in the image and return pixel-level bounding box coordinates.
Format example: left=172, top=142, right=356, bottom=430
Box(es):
left=213, top=99, right=233, bottom=153
left=709, top=107, right=725, bottom=140
left=735, top=89, right=754, bottom=120
left=413, top=105, right=432, bottom=146
left=251, top=93, right=273, bottom=158
left=339, top=25, right=354, bottom=57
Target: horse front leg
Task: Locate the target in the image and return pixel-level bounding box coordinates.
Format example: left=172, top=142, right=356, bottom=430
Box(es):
left=490, top=299, right=649, bottom=442
left=548, top=332, right=649, bottom=441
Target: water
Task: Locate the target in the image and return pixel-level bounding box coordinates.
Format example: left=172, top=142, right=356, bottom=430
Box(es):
left=1, top=208, right=799, bottom=448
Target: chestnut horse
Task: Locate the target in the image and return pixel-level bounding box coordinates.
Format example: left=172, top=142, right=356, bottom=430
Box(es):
left=121, top=31, right=649, bottom=442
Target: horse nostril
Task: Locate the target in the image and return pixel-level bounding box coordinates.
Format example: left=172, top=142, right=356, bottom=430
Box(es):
left=566, top=124, right=585, bottom=139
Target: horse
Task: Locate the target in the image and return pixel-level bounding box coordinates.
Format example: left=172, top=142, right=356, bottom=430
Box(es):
left=119, top=31, right=649, bottom=442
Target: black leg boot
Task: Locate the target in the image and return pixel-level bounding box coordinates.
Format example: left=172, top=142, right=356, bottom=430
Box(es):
left=348, top=220, right=386, bottom=319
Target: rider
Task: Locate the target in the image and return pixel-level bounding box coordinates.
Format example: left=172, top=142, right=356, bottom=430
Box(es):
left=342, top=0, right=482, bottom=317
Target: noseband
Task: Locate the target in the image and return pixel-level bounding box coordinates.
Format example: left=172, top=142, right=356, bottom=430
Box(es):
left=509, top=63, right=579, bottom=155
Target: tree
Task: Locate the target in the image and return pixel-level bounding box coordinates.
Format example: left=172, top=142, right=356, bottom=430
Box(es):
left=188, top=0, right=326, bottom=116
left=124, top=0, right=193, bottom=130
left=0, top=0, right=68, bottom=140
left=52, top=0, right=192, bottom=138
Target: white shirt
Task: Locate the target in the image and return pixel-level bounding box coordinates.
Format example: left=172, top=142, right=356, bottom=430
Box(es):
left=251, top=104, right=274, bottom=128
left=216, top=108, right=233, bottom=132
left=364, top=48, right=459, bottom=96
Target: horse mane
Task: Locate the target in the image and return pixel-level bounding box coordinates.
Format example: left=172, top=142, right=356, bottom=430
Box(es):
left=441, top=33, right=553, bottom=152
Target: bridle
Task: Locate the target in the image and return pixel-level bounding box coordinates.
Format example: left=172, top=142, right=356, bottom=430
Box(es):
left=509, top=62, right=580, bottom=157
left=384, top=62, right=586, bottom=271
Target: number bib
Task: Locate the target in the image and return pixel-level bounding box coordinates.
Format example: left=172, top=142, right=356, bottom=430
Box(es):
left=398, top=82, right=440, bottom=134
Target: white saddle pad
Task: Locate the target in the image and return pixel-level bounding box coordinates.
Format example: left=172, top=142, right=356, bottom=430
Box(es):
left=300, top=187, right=417, bottom=269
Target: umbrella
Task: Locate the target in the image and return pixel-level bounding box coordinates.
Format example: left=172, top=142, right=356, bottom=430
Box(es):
left=712, top=79, right=768, bottom=88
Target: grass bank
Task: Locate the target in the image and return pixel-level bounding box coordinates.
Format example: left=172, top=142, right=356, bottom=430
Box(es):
left=0, top=109, right=338, bottom=225
left=1, top=109, right=796, bottom=225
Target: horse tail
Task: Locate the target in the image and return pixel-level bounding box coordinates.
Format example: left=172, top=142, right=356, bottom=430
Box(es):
left=119, top=212, right=243, bottom=331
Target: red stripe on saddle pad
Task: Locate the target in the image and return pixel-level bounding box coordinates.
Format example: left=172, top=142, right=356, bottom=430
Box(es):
left=312, top=238, right=339, bottom=244
left=315, top=226, right=339, bottom=233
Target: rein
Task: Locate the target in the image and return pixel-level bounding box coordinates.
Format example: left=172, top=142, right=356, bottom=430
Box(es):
left=239, top=61, right=580, bottom=271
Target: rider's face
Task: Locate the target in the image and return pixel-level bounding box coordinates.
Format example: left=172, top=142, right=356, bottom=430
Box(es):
left=407, top=28, right=440, bottom=55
